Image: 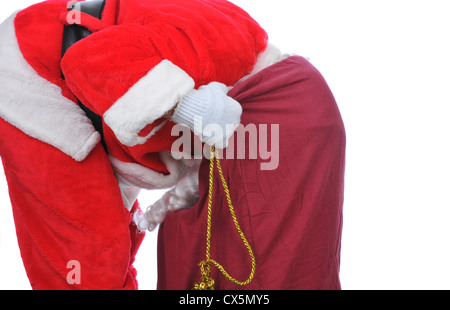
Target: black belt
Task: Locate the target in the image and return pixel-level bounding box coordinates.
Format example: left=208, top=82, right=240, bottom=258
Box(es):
left=61, top=0, right=107, bottom=151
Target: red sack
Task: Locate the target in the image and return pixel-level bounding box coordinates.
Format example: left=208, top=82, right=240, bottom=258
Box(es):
left=157, top=56, right=346, bottom=290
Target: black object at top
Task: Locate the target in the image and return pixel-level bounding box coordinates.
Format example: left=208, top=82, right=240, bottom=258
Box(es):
left=61, top=0, right=106, bottom=57
left=61, top=0, right=107, bottom=151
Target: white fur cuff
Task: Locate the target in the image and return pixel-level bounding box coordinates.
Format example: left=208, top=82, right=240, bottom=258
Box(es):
left=103, top=60, right=195, bottom=147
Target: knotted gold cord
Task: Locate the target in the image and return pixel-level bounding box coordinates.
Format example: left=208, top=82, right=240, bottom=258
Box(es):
left=193, top=147, right=256, bottom=290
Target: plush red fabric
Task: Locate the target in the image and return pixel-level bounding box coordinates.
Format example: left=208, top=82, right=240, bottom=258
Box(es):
left=61, top=0, right=268, bottom=114
left=0, top=0, right=149, bottom=289
left=8, top=0, right=143, bottom=289
left=14, top=0, right=77, bottom=101
left=0, top=117, right=144, bottom=289
left=157, top=56, right=346, bottom=290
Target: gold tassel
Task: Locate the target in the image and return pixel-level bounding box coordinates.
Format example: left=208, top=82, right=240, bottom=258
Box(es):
left=193, top=147, right=256, bottom=290
left=193, top=261, right=215, bottom=290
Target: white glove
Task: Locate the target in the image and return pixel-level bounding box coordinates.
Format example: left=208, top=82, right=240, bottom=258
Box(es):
left=171, top=82, right=242, bottom=149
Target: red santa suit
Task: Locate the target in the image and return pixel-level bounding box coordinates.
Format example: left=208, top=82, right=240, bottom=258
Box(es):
left=0, top=0, right=267, bottom=289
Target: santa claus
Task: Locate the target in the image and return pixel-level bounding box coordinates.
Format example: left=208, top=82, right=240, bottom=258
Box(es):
left=0, top=0, right=345, bottom=290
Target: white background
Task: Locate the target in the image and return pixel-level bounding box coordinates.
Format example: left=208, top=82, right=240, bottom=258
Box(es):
left=1, top=0, right=450, bottom=290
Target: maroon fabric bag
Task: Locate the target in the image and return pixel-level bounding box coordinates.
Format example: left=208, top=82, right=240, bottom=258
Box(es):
left=157, top=56, right=346, bottom=290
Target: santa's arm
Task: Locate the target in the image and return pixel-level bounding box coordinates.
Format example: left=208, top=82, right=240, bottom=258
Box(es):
left=61, top=1, right=267, bottom=152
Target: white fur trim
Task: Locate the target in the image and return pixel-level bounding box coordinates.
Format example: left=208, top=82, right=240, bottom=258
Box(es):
left=0, top=12, right=100, bottom=161
left=109, top=152, right=189, bottom=190
left=103, top=60, right=195, bottom=147
left=239, top=42, right=291, bottom=83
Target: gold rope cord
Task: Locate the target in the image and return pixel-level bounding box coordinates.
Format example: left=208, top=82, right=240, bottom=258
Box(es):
left=193, top=146, right=256, bottom=290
